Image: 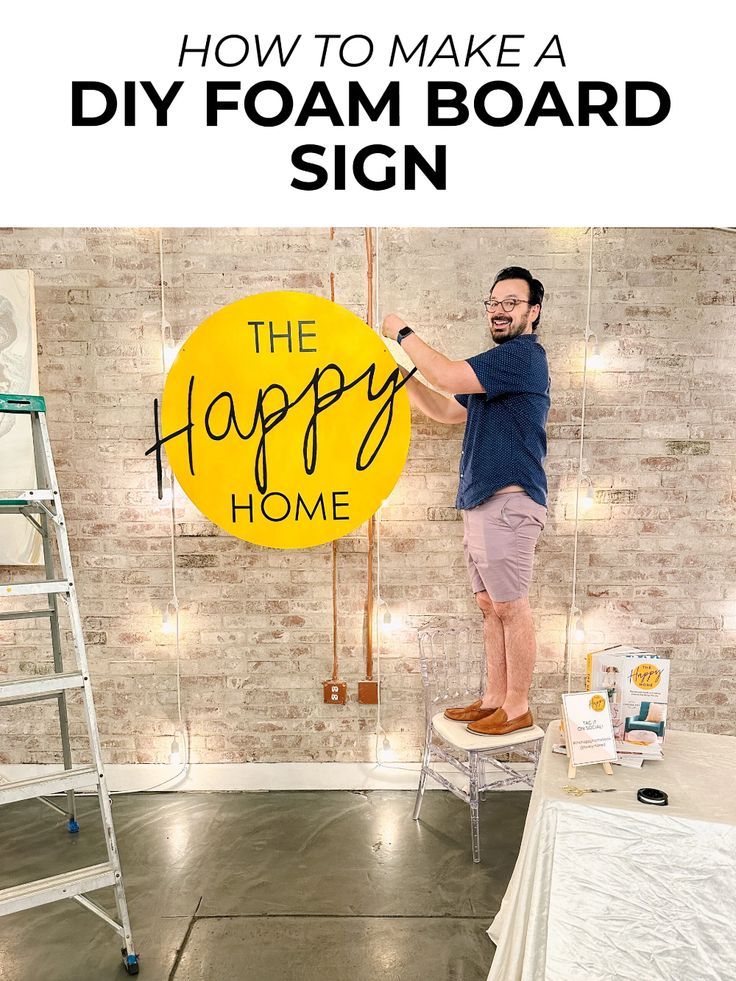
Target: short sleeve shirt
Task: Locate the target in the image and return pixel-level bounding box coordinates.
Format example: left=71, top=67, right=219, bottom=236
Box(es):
left=454, top=333, right=550, bottom=509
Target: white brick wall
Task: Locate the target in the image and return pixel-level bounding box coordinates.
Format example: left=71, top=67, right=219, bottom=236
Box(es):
left=1, top=227, right=735, bottom=764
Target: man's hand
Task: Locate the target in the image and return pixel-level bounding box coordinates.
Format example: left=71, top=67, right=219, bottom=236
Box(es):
left=381, top=313, right=408, bottom=341
left=383, top=312, right=484, bottom=396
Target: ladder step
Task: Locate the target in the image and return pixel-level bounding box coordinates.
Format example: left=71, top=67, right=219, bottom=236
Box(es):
left=0, top=671, right=85, bottom=703
left=0, top=394, right=46, bottom=415
left=0, top=395, right=46, bottom=413
left=0, top=766, right=98, bottom=806
left=0, top=863, right=117, bottom=916
left=1, top=580, right=71, bottom=597
left=0, top=609, right=53, bottom=622
left=0, top=490, right=55, bottom=506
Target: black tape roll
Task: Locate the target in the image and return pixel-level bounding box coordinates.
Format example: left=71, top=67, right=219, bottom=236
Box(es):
left=637, top=787, right=668, bottom=806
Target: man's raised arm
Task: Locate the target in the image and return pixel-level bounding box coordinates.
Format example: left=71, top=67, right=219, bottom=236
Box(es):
left=397, top=365, right=467, bottom=425
left=383, top=313, right=485, bottom=395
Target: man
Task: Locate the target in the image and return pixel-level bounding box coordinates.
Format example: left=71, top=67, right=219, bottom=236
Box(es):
left=382, top=266, right=550, bottom=736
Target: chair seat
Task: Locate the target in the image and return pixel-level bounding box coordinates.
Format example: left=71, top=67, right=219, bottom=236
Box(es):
left=432, top=711, right=545, bottom=752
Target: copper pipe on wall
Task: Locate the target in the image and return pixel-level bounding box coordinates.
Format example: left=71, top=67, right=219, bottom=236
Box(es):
left=366, top=517, right=375, bottom=680
left=364, top=228, right=376, bottom=682
left=332, top=538, right=339, bottom=681
left=364, top=227, right=375, bottom=327
left=329, top=227, right=339, bottom=682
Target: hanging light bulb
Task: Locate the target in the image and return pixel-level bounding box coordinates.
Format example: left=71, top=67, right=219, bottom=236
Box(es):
left=379, top=735, right=396, bottom=763
left=159, top=470, right=177, bottom=506
left=160, top=317, right=173, bottom=371
left=162, top=600, right=178, bottom=635
left=377, top=597, right=396, bottom=632
left=588, top=342, right=602, bottom=371
left=163, top=336, right=184, bottom=372
left=574, top=615, right=586, bottom=642
left=582, top=483, right=596, bottom=511
left=587, top=333, right=603, bottom=370
left=170, top=732, right=181, bottom=766
left=382, top=598, right=393, bottom=628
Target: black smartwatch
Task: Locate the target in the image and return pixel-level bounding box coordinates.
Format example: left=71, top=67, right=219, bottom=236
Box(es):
left=396, top=326, right=414, bottom=346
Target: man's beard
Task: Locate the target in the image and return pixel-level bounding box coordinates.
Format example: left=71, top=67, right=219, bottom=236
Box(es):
left=491, top=314, right=530, bottom=344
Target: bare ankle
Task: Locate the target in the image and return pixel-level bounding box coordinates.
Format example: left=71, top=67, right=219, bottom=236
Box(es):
left=502, top=700, right=530, bottom=719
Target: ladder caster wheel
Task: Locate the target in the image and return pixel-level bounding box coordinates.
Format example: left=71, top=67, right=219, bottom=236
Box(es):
left=121, top=949, right=140, bottom=975
left=67, top=818, right=80, bottom=834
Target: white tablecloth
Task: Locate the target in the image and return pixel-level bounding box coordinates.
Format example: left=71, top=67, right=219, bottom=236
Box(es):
left=487, top=722, right=736, bottom=981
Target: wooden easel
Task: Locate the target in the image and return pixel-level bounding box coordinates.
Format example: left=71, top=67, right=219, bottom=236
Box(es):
left=560, top=698, right=616, bottom=779
left=567, top=754, right=614, bottom=779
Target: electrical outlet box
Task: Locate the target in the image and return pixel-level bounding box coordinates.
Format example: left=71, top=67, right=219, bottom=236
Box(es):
left=358, top=680, right=379, bottom=704
left=323, top=680, right=347, bottom=705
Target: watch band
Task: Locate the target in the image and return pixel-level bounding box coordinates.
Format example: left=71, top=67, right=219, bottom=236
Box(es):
left=396, top=326, right=414, bottom=346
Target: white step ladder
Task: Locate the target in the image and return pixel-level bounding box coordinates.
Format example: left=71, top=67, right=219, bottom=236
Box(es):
left=0, top=393, right=140, bottom=976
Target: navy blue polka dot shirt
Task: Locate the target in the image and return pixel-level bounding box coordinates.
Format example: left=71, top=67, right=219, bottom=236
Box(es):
left=454, top=333, right=550, bottom=509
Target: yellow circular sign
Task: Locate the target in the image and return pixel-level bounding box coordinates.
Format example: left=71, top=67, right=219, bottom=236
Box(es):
left=590, top=694, right=606, bottom=712
left=631, top=663, right=662, bottom=691
left=161, top=292, right=411, bottom=549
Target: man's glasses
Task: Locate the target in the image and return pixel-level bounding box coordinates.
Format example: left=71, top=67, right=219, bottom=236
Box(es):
left=483, top=298, right=533, bottom=313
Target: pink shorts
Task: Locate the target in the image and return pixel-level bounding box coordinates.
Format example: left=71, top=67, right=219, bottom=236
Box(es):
left=462, top=491, right=547, bottom=602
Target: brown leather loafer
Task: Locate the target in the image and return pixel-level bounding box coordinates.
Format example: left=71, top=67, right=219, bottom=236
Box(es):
left=466, top=708, right=534, bottom=736
left=444, top=699, right=499, bottom=723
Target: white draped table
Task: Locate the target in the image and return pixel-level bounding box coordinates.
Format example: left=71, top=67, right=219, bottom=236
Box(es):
left=487, top=721, right=736, bottom=981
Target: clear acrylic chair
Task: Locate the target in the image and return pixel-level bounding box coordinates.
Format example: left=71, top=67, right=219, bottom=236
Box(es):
left=413, top=622, right=544, bottom=863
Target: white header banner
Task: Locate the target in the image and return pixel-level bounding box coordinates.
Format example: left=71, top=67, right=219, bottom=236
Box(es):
left=1, top=1, right=733, bottom=225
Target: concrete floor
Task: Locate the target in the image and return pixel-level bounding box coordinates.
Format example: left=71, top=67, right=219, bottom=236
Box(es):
left=0, top=789, right=530, bottom=981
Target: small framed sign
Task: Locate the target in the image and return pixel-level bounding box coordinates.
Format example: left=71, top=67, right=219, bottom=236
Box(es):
left=561, top=690, right=618, bottom=775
